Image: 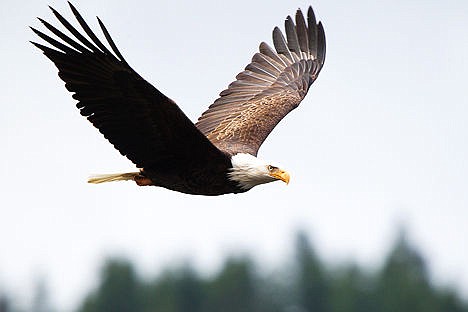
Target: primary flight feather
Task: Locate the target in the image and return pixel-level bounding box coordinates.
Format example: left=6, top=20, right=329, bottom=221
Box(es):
left=31, top=2, right=326, bottom=195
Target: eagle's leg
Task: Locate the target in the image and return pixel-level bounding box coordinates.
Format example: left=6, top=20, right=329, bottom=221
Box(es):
left=134, top=175, right=153, bottom=186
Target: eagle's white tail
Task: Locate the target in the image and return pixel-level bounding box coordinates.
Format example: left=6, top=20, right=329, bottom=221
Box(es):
left=88, top=172, right=139, bottom=184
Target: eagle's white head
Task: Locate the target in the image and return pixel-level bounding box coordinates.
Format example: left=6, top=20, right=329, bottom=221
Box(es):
left=228, top=153, right=290, bottom=190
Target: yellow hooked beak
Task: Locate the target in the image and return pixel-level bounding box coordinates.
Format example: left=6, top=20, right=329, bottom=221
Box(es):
left=269, top=168, right=290, bottom=185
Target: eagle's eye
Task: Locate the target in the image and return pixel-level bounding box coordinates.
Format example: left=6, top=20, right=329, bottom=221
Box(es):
left=267, top=165, right=277, bottom=172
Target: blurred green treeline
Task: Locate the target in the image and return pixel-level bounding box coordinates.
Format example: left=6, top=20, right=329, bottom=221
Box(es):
left=1, top=230, right=467, bottom=312
left=78, top=230, right=467, bottom=312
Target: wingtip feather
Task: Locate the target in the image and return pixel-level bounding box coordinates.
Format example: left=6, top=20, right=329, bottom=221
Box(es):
left=48, top=5, right=57, bottom=14
left=67, top=1, right=76, bottom=12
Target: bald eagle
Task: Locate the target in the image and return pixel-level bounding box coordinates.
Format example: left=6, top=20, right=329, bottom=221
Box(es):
left=31, top=3, right=326, bottom=195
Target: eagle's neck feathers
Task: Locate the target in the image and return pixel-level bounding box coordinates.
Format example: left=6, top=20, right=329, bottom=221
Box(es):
left=228, top=153, right=276, bottom=190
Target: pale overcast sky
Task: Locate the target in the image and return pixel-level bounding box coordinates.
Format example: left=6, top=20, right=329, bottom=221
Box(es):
left=1, top=0, right=468, bottom=310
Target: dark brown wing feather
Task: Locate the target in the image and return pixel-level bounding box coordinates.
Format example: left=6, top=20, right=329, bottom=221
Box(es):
left=31, top=2, right=227, bottom=169
left=196, top=6, right=326, bottom=156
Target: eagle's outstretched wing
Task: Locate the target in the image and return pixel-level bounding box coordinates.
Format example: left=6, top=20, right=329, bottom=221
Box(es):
left=195, top=7, right=326, bottom=156
left=31, top=2, right=227, bottom=169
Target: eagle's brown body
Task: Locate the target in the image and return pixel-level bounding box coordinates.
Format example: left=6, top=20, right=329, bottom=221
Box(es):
left=31, top=3, right=326, bottom=195
left=140, top=157, right=243, bottom=195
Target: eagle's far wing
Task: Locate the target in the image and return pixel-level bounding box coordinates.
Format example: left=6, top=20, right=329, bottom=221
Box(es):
left=31, top=3, right=226, bottom=169
left=195, top=7, right=326, bottom=156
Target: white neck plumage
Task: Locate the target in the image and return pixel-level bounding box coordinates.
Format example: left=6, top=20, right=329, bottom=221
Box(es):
left=228, top=153, right=290, bottom=190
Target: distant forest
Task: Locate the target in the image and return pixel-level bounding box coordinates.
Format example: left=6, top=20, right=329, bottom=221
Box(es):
left=1, top=230, right=467, bottom=312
